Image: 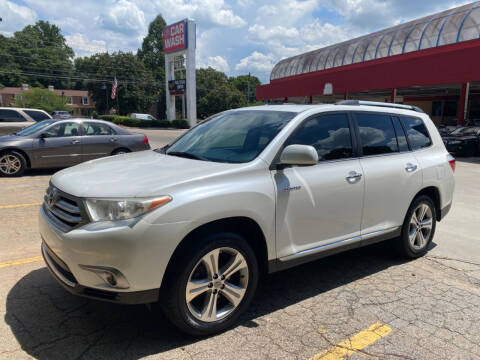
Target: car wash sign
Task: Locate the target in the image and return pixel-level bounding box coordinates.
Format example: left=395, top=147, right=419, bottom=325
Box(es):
left=163, top=19, right=188, bottom=53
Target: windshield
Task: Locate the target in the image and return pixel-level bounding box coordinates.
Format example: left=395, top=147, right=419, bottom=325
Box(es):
left=165, top=110, right=297, bottom=163
left=450, top=127, right=480, bottom=136
left=16, top=120, right=56, bottom=136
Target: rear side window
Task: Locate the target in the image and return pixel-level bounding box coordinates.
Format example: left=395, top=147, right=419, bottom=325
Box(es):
left=356, top=113, right=398, bottom=155
left=400, top=116, right=432, bottom=150
left=24, top=110, right=50, bottom=121
left=0, top=109, right=27, bottom=122
left=287, top=113, right=353, bottom=161
left=392, top=116, right=409, bottom=152
left=84, top=123, right=116, bottom=135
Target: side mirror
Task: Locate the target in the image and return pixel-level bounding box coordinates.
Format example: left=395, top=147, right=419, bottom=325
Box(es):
left=39, top=133, right=50, bottom=139
left=279, top=144, right=318, bottom=167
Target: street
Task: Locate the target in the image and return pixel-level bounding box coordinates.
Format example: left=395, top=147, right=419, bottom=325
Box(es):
left=0, top=129, right=479, bottom=359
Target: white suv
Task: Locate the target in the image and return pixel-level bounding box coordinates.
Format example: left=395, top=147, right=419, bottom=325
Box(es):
left=39, top=101, right=455, bottom=335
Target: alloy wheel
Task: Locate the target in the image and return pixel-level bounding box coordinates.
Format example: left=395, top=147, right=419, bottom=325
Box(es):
left=185, top=247, right=249, bottom=322
left=0, top=155, right=21, bottom=175
left=408, top=203, right=433, bottom=250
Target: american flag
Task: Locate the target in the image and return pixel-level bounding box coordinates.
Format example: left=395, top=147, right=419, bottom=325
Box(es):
left=111, top=77, right=118, bottom=99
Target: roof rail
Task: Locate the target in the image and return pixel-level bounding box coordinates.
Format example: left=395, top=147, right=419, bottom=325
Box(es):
left=335, top=100, right=425, bottom=113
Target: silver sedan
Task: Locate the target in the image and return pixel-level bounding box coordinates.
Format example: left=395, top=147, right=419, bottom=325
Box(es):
left=0, top=119, right=150, bottom=176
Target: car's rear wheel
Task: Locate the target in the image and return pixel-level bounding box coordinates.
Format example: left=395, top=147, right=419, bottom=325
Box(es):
left=396, top=195, right=436, bottom=258
left=112, top=148, right=130, bottom=155
left=0, top=151, right=26, bottom=177
left=161, top=233, right=258, bottom=336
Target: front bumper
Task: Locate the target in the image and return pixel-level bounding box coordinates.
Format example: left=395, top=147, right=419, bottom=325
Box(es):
left=39, top=204, right=189, bottom=304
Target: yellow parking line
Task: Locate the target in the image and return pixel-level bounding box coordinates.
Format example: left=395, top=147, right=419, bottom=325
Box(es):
left=0, top=256, right=43, bottom=269
left=310, top=322, right=392, bottom=360
left=0, top=202, right=42, bottom=209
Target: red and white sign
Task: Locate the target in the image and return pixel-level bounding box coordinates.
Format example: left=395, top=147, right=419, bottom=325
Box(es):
left=163, top=19, right=187, bottom=53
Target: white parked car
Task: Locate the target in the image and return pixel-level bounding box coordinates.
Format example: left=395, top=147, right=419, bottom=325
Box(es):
left=130, top=113, right=157, bottom=121
left=39, top=101, right=455, bottom=336
left=0, top=107, right=51, bottom=135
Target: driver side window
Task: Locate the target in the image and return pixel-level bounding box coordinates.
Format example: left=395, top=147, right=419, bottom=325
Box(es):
left=44, top=122, right=81, bottom=137
left=286, top=113, right=353, bottom=161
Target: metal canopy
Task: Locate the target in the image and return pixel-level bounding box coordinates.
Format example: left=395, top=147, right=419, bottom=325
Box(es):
left=270, top=2, right=480, bottom=81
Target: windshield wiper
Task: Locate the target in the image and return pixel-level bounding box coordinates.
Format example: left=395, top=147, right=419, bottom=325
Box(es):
left=166, top=151, right=209, bottom=161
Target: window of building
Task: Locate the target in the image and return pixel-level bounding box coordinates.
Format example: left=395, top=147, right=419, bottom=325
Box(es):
left=66, top=97, right=73, bottom=105
left=399, top=116, right=432, bottom=150
left=82, top=97, right=89, bottom=105
left=356, top=113, right=398, bottom=155
left=286, top=112, right=353, bottom=161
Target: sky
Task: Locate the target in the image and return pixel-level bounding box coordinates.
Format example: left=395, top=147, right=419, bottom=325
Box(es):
left=0, top=0, right=472, bottom=83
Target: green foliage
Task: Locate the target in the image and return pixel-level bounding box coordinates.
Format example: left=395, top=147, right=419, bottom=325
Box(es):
left=229, top=74, right=261, bottom=103
left=137, top=15, right=167, bottom=118
left=99, top=115, right=171, bottom=128
left=75, top=52, right=157, bottom=116
left=92, top=110, right=98, bottom=119
left=14, top=87, right=71, bottom=113
left=171, top=119, right=189, bottom=129
left=196, top=68, right=247, bottom=118
left=0, top=21, right=74, bottom=88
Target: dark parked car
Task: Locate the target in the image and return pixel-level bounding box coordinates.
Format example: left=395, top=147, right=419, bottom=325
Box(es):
left=0, top=119, right=150, bottom=177
left=442, top=126, right=480, bottom=157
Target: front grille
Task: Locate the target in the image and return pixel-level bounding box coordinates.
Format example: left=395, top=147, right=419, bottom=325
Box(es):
left=43, top=186, right=87, bottom=232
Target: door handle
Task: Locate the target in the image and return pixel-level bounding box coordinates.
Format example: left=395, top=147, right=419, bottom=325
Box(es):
left=71, top=140, right=80, bottom=144
left=110, top=138, right=117, bottom=142
left=346, top=171, right=362, bottom=184
left=405, top=163, right=418, bottom=172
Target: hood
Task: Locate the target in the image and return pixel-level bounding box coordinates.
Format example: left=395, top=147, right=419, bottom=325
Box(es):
left=0, top=134, right=19, bottom=142
left=51, top=150, right=243, bottom=198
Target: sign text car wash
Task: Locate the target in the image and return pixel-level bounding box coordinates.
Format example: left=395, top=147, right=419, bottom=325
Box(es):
left=163, top=19, right=196, bottom=127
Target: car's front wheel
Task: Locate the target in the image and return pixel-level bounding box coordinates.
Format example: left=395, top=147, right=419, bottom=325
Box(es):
left=0, top=151, right=26, bottom=177
left=161, top=233, right=258, bottom=336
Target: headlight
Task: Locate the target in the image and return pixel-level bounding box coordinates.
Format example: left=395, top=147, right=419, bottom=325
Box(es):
left=85, top=196, right=172, bottom=222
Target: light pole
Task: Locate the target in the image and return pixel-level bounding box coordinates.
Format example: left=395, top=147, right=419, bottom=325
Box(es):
left=102, top=83, right=108, bottom=114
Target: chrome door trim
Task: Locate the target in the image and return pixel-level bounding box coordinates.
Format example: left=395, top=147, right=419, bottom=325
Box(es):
left=279, top=227, right=400, bottom=262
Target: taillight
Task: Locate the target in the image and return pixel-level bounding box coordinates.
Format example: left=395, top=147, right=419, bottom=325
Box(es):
left=447, top=154, right=456, bottom=172
left=142, top=135, right=149, bottom=144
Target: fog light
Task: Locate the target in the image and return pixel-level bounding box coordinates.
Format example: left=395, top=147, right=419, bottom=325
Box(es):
left=79, top=265, right=129, bottom=289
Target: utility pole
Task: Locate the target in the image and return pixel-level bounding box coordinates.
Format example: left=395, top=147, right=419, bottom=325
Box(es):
left=247, top=72, right=251, bottom=104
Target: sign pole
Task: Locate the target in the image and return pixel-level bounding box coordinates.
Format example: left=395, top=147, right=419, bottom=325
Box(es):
left=186, top=19, right=196, bottom=127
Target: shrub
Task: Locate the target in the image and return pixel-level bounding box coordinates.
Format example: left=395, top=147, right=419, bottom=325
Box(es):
left=171, top=119, right=190, bottom=129
left=99, top=115, right=116, bottom=122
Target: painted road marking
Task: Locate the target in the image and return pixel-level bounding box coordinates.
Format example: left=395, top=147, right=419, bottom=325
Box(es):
left=0, top=256, right=43, bottom=269
left=0, top=202, right=42, bottom=209
left=310, top=322, right=392, bottom=360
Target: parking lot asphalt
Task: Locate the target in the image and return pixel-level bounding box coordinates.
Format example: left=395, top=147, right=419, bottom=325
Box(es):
left=0, top=129, right=479, bottom=359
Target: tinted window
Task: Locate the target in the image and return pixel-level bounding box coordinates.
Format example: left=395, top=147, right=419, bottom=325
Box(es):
left=287, top=113, right=353, bottom=161
left=0, top=109, right=27, bottom=122
left=400, top=116, right=432, bottom=150
left=24, top=110, right=50, bottom=121
left=356, top=113, right=398, bottom=155
left=166, top=110, right=296, bottom=163
left=44, top=122, right=81, bottom=137
left=392, top=116, right=409, bottom=151
left=84, top=122, right=115, bottom=135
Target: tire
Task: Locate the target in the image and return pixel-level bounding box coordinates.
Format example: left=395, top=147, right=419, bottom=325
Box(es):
left=161, top=232, right=259, bottom=336
left=112, top=148, right=130, bottom=156
left=0, top=151, right=26, bottom=177
left=395, top=195, right=436, bottom=259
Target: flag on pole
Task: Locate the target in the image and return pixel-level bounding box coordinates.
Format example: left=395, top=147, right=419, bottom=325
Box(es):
left=111, top=77, right=118, bottom=100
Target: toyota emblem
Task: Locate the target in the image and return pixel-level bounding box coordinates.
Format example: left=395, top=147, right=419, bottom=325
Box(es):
left=48, top=188, right=57, bottom=207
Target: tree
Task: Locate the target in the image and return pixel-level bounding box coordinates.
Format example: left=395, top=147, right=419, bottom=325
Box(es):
left=229, top=74, right=261, bottom=103
left=137, top=15, right=167, bottom=118
left=196, top=68, right=246, bottom=118
left=75, top=52, right=157, bottom=115
left=14, top=88, right=71, bottom=113
left=0, top=21, right=74, bottom=89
